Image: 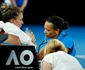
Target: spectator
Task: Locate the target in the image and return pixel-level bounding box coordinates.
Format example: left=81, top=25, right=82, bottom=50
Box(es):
left=10, top=0, right=28, bottom=13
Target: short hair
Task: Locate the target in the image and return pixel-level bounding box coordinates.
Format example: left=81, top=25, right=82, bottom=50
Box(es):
left=44, top=39, right=67, bottom=56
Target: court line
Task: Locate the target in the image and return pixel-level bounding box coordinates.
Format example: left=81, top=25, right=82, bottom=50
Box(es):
left=76, top=55, right=85, bottom=59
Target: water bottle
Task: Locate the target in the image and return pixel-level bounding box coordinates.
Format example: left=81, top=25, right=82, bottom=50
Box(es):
left=25, top=28, right=31, bottom=36
left=25, top=27, right=37, bottom=48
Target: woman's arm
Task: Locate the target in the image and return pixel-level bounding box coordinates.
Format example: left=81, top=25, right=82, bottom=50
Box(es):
left=10, top=0, right=28, bottom=12
left=19, top=0, right=28, bottom=11
left=42, top=60, right=52, bottom=70
left=36, top=48, right=44, bottom=60
left=10, top=0, right=17, bottom=6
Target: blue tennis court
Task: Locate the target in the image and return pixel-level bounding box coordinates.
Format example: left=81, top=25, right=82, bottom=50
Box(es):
left=22, top=24, right=85, bottom=69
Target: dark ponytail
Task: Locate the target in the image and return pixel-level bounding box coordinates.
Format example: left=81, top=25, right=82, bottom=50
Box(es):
left=62, top=21, right=69, bottom=29
left=46, top=16, right=69, bottom=30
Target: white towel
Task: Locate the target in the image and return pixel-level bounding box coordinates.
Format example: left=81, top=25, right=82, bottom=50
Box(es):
left=0, top=21, right=34, bottom=46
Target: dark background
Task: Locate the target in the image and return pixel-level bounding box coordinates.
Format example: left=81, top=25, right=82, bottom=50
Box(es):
left=23, top=0, right=85, bottom=25
left=0, top=0, right=85, bottom=25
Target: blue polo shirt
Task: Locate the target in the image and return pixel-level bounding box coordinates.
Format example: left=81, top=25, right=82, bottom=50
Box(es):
left=36, top=31, right=76, bottom=56
left=57, top=31, right=76, bottom=56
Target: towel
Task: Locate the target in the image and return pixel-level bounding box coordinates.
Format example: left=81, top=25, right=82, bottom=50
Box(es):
left=0, top=21, right=34, bottom=46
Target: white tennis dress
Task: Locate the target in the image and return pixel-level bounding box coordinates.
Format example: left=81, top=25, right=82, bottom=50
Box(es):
left=42, top=51, right=84, bottom=70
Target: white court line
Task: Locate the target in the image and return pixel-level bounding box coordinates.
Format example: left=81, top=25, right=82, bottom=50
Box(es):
left=76, top=55, right=85, bottom=70
left=82, top=68, right=85, bottom=70
left=76, top=55, right=85, bottom=59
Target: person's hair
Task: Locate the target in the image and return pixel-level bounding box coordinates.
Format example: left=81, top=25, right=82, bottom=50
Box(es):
left=44, top=39, right=67, bottom=56
left=0, top=3, right=22, bottom=22
left=46, top=16, right=69, bottom=30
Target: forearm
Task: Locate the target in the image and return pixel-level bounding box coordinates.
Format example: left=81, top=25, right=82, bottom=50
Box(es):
left=36, top=53, right=44, bottom=60
left=37, top=48, right=44, bottom=60
left=20, top=0, right=28, bottom=11
left=10, top=0, right=17, bottom=6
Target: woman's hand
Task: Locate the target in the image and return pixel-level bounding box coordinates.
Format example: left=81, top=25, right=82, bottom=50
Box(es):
left=29, top=32, right=36, bottom=44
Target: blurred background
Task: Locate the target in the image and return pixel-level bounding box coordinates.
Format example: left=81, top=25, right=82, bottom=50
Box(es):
left=0, top=0, right=85, bottom=69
